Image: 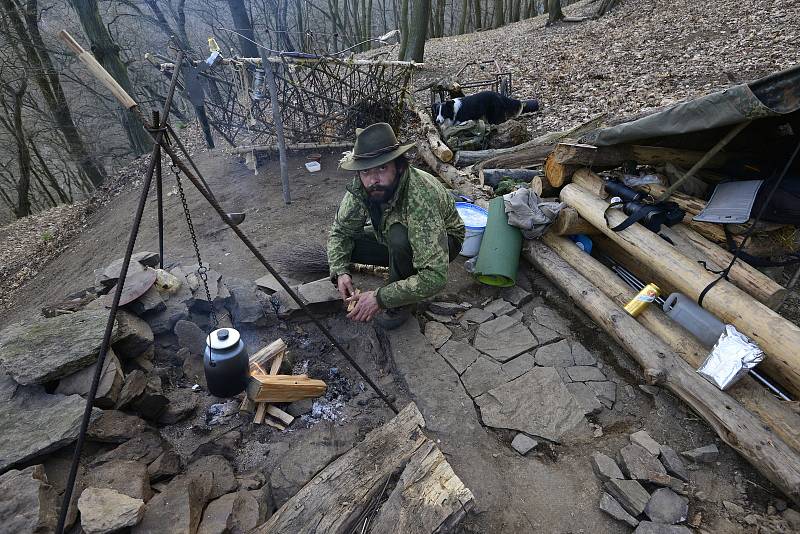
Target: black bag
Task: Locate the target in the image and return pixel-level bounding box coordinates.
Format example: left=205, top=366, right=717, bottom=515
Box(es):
left=752, top=173, right=800, bottom=225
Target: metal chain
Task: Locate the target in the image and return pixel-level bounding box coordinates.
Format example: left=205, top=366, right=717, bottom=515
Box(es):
left=170, top=161, right=219, bottom=331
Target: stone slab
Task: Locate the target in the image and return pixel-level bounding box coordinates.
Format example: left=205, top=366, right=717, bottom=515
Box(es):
left=501, top=352, right=536, bottom=380
left=428, top=302, right=470, bottom=316
left=571, top=341, right=597, bottom=366
left=660, top=446, right=689, bottom=482
left=112, top=311, right=154, bottom=360
left=473, top=315, right=537, bottom=362
left=78, top=487, right=144, bottom=533
left=600, top=491, right=639, bottom=528
left=461, top=307, right=493, bottom=324
left=254, top=272, right=300, bottom=294
left=438, top=340, right=481, bottom=375
left=501, top=286, right=532, bottom=307
left=591, top=452, right=624, bottom=482
left=483, top=299, right=516, bottom=317
left=424, top=321, right=452, bottom=350
left=55, top=350, right=123, bottom=409
left=0, top=375, right=99, bottom=473
left=511, top=434, right=538, bottom=455
left=681, top=444, right=719, bottom=463
left=81, top=460, right=153, bottom=502
left=530, top=306, right=571, bottom=336
left=565, top=365, right=606, bottom=382
left=631, top=430, right=661, bottom=456
left=618, top=443, right=667, bottom=481
left=0, top=309, right=119, bottom=385
left=604, top=478, right=650, bottom=516
left=566, top=382, right=603, bottom=415
left=461, top=357, right=509, bottom=398
left=0, top=465, right=58, bottom=533
left=534, top=339, right=574, bottom=367
left=587, top=381, right=617, bottom=409
left=476, top=367, right=587, bottom=443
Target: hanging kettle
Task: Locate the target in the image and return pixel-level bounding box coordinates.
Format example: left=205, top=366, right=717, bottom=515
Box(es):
left=204, top=328, right=249, bottom=397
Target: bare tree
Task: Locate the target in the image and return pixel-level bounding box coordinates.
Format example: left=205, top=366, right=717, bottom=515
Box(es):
left=69, top=0, right=151, bottom=155
left=547, top=0, right=563, bottom=24
left=405, top=0, right=429, bottom=60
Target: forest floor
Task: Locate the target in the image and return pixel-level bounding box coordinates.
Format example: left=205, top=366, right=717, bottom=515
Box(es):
left=2, top=0, right=800, bottom=532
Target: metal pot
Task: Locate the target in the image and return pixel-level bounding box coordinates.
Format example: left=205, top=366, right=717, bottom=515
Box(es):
left=204, top=328, right=249, bottom=397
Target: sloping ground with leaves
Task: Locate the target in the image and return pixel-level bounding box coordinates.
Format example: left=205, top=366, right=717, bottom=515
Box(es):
left=406, top=0, right=799, bottom=135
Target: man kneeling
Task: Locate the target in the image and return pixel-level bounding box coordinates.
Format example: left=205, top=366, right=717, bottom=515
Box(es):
left=327, top=123, right=465, bottom=329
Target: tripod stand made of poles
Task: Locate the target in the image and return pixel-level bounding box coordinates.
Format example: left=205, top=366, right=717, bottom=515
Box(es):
left=54, top=30, right=399, bottom=534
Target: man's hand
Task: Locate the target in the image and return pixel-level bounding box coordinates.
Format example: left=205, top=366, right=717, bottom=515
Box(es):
left=347, top=290, right=381, bottom=322
left=337, top=274, right=354, bottom=303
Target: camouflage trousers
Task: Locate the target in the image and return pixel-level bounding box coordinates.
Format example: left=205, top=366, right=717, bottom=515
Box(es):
left=351, top=224, right=462, bottom=286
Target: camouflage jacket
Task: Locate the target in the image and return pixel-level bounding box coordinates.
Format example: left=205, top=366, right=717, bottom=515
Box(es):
left=327, top=166, right=465, bottom=309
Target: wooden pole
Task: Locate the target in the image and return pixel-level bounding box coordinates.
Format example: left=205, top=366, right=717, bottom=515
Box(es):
left=523, top=239, right=800, bottom=505
left=550, top=207, right=598, bottom=236
left=539, top=233, right=800, bottom=455
left=410, top=102, right=453, bottom=162
left=260, top=50, right=291, bottom=204
left=560, top=183, right=800, bottom=397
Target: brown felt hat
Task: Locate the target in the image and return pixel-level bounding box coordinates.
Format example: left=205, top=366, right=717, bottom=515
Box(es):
left=339, top=122, right=414, bottom=171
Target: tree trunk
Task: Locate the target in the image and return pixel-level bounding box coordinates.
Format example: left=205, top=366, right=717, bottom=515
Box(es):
left=547, top=0, right=563, bottom=23
left=398, top=0, right=410, bottom=58
left=1, top=0, right=106, bottom=187
left=69, top=0, right=151, bottom=156
left=226, top=0, right=260, bottom=57
left=493, top=0, right=504, bottom=27
left=406, top=0, right=430, bottom=61
left=11, top=81, right=31, bottom=218
left=458, top=0, right=468, bottom=33
left=473, top=0, right=482, bottom=29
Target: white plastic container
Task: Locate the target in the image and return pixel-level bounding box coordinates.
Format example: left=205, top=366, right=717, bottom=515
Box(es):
left=663, top=292, right=725, bottom=348
left=305, top=161, right=321, bottom=172
left=456, top=202, right=488, bottom=257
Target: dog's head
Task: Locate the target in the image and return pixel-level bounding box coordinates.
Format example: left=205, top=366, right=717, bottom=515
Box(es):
left=432, top=100, right=455, bottom=125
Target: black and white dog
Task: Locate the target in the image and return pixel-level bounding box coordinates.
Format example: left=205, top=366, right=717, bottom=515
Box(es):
left=432, top=91, right=540, bottom=127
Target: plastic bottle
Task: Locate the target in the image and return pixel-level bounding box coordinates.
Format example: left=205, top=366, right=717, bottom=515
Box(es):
left=662, top=293, right=725, bottom=348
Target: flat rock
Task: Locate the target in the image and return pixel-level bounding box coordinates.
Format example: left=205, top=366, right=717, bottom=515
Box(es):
left=476, top=367, right=587, bottom=442
left=591, top=452, right=625, bottom=482
left=660, top=446, right=689, bottom=482
left=634, top=521, right=692, bottom=534
left=501, top=286, right=532, bottom=307
left=81, top=460, right=153, bottom=502
left=619, top=443, right=667, bottom=480
left=600, top=491, right=639, bottom=528
left=604, top=478, right=650, bottom=516
left=132, top=473, right=210, bottom=534
left=645, top=488, right=689, bottom=524
left=461, top=356, right=509, bottom=398
left=88, top=410, right=149, bottom=443
left=0, top=308, right=119, bottom=385
left=174, top=320, right=207, bottom=355
left=185, top=455, right=237, bottom=500
left=142, top=296, right=189, bottom=335
left=571, top=341, right=597, bottom=365
left=681, top=444, right=719, bottom=463
left=587, top=381, right=617, bottom=409
left=197, top=490, right=261, bottom=534
left=185, top=267, right=230, bottom=313
left=483, top=298, right=516, bottom=317
left=0, top=375, right=99, bottom=473
left=93, top=433, right=164, bottom=466
left=501, top=352, right=536, bottom=380
left=254, top=272, right=299, bottom=294
left=461, top=307, right=493, bottom=324
left=566, top=382, right=603, bottom=415
left=631, top=430, right=662, bottom=456
left=159, top=388, right=199, bottom=425
left=129, top=375, right=169, bottom=421
left=534, top=339, right=574, bottom=367
left=0, top=465, right=58, bottom=533
left=126, top=285, right=167, bottom=315
left=437, top=340, right=481, bottom=375
left=56, top=350, right=124, bottom=409
left=286, top=398, right=314, bottom=417
left=530, top=306, right=571, bottom=336
left=424, top=321, right=452, bottom=350
left=147, top=450, right=182, bottom=482
left=511, top=433, right=538, bottom=455
left=78, top=487, right=145, bottom=533
left=526, top=321, right=560, bottom=345
left=225, top=277, right=267, bottom=326
left=113, top=311, right=154, bottom=360
left=183, top=353, right=207, bottom=390
left=428, top=301, right=469, bottom=316
left=296, top=278, right=340, bottom=306
left=473, top=315, right=537, bottom=362
left=565, top=365, right=606, bottom=382
left=115, top=369, right=148, bottom=409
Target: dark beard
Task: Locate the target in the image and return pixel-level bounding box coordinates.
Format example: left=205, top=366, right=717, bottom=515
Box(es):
left=366, top=179, right=399, bottom=206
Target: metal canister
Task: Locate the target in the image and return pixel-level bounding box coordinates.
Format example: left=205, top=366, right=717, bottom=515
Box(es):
left=204, top=328, right=249, bottom=397
left=624, top=283, right=660, bottom=317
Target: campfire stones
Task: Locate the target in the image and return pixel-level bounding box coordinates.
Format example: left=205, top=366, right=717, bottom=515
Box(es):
left=174, top=319, right=207, bottom=355
left=88, top=410, right=149, bottom=443
left=604, top=478, right=650, bottom=516
left=113, top=311, right=154, bottom=360
left=630, top=430, right=662, bottom=457
left=660, top=446, right=689, bottom=482
left=55, top=350, right=123, bottom=409
left=78, top=487, right=145, bottom=533
left=81, top=460, right=153, bottom=502
left=0, top=465, right=59, bottom=533
left=644, top=488, right=689, bottom=525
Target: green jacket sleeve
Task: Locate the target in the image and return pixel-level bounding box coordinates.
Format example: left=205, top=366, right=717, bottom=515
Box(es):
left=327, top=191, right=367, bottom=282
left=376, top=203, right=449, bottom=309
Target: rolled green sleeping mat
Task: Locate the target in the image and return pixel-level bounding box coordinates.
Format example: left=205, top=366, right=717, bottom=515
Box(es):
left=473, top=196, right=522, bottom=287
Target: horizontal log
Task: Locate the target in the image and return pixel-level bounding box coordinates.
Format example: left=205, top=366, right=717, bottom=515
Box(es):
left=550, top=207, right=598, bottom=236
left=554, top=142, right=730, bottom=169
left=544, top=153, right=576, bottom=188
left=246, top=374, right=326, bottom=403
left=479, top=168, right=540, bottom=188
left=523, top=239, right=800, bottom=505
left=540, top=233, right=800, bottom=456
left=560, top=183, right=800, bottom=397
left=230, top=142, right=353, bottom=155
